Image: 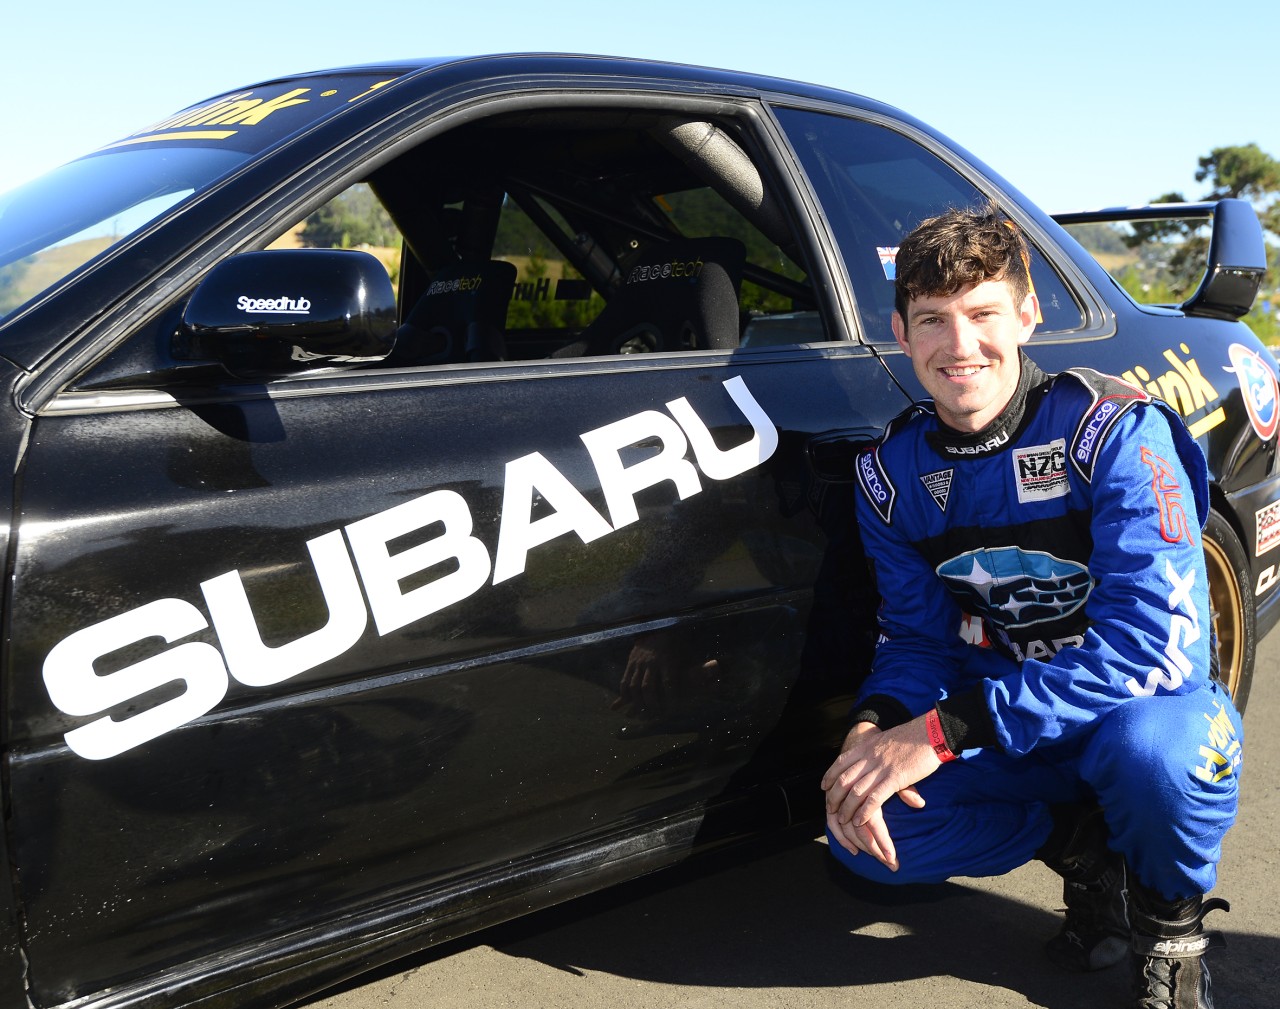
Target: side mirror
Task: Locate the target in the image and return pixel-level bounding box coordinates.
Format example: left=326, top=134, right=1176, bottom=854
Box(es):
left=176, top=249, right=396, bottom=377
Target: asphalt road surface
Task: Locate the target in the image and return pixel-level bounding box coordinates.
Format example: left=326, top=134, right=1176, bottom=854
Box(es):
left=305, top=630, right=1280, bottom=1009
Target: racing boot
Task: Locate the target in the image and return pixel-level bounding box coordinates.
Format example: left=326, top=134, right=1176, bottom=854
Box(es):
left=1038, top=805, right=1130, bottom=971
left=1129, top=884, right=1228, bottom=1009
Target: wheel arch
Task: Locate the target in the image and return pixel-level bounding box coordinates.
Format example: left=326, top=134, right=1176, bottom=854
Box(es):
left=1202, top=483, right=1256, bottom=712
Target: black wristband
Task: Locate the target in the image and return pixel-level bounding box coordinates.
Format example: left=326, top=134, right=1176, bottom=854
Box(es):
left=849, top=693, right=913, bottom=732
left=935, top=686, right=1000, bottom=751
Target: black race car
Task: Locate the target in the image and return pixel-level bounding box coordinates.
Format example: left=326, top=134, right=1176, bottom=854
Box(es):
left=0, top=54, right=1275, bottom=1009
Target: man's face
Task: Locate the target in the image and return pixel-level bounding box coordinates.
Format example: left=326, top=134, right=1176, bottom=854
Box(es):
left=891, top=278, right=1038, bottom=433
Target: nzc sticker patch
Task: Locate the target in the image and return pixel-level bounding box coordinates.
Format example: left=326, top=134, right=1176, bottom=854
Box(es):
left=1013, top=439, right=1069, bottom=504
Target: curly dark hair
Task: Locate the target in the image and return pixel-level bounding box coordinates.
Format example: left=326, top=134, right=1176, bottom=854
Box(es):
left=893, top=203, right=1031, bottom=321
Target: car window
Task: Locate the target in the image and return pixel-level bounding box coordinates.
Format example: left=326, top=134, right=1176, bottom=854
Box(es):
left=0, top=73, right=408, bottom=330
left=0, top=148, right=246, bottom=324
left=368, top=110, right=828, bottom=365
left=481, top=177, right=816, bottom=358
left=1062, top=211, right=1278, bottom=344
left=772, top=106, right=1084, bottom=342
left=487, top=192, right=608, bottom=356
left=1060, top=216, right=1205, bottom=305
left=266, top=182, right=402, bottom=288
left=75, top=107, right=834, bottom=391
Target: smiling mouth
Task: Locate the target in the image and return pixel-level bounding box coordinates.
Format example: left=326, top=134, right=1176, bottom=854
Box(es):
left=940, top=365, right=985, bottom=378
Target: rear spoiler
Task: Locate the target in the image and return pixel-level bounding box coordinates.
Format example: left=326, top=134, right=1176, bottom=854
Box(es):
left=1052, top=199, right=1267, bottom=321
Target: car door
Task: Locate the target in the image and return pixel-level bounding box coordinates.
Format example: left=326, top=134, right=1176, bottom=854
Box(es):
left=4, top=89, right=913, bottom=1005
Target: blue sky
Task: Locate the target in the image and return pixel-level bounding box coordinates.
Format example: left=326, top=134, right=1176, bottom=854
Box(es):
left=4, top=0, right=1277, bottom=214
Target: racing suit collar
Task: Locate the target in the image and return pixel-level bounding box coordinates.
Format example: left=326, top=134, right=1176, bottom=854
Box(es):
left=925, top=352, right=1050, bottom=459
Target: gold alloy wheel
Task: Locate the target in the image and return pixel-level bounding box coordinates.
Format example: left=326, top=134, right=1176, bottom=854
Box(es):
left=1204, top=535, right=1246, bottom=701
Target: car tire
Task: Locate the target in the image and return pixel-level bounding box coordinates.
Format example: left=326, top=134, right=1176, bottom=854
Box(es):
left=1203, top=509, right=1255, bottom=713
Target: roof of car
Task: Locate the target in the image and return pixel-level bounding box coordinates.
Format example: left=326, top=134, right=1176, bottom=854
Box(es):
left=246, top=52, right=886, bottom=112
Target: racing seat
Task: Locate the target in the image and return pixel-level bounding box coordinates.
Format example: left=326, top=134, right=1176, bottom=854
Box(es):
left=387, top=259, right=517, bottom=366
left=552, top=237, right=745, bottom=358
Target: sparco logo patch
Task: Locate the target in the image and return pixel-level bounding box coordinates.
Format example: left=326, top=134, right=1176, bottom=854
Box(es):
left=1065, top=370, right=1148, bottom=484
left=1013, top=439, right=1068, bottom=504
left=856, top=449, right=896, bottom=524
left=1074, top=400, right=1117, bottom=467
left=920, top=469, right=953, bottom=512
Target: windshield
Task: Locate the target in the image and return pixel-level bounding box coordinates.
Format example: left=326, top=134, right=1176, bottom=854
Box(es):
left=0, top=148, right=249, bottom=319
left=0, top=70, right=406, bottom=326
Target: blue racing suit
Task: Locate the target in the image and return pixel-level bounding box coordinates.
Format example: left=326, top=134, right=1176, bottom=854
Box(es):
left=831, top=355, right=1243, bottom=900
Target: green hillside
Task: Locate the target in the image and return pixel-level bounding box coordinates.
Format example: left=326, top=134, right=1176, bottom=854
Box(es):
left=1, top=236, right=116, bottom=314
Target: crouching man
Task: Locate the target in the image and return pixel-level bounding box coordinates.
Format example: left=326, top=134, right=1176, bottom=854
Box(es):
left=824, top=204, right=1242, bottom=1008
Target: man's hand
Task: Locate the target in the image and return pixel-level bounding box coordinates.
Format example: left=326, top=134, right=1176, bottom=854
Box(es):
left=821, top=717, right=943, bottom=871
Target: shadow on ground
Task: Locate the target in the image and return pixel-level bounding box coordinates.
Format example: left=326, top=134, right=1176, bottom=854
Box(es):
left=314, top=828, right=1277, bottom=1008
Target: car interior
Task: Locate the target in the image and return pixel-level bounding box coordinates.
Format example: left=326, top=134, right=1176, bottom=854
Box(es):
left=347, top=107, right=825, bottom=364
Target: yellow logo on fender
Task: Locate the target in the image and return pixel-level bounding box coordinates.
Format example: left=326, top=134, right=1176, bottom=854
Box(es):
left=1122, top=343, right=1225, bottom=438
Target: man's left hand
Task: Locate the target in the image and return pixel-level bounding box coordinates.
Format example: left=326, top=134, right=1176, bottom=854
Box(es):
left=821, top=715, right=945, bottom=870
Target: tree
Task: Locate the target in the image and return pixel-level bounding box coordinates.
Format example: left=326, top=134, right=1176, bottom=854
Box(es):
left=1187, top=144, right=1279, bottom=255
left=1133, top=145, right=1280, bottom=330
left=1196, top=144, right=1280, bottom=210
left=300, top=184, right=398, bottom=250
left=1121, top=189, right=1210, bottom=301
left=1197, top=145, right=1280, bottom=342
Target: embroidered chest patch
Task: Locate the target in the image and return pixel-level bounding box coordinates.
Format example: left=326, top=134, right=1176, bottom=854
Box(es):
left=1013, top=439, right=1069, bottom=504
left=920, top=468, right=954, bottom=512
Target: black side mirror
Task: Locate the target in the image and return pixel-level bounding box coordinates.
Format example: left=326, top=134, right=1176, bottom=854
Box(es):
left=176, top=249, right=396, bottom=377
